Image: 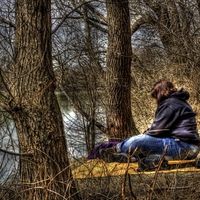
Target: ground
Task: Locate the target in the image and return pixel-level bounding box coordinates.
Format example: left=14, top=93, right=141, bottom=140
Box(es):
left=73, top=159, right=200, bottom=200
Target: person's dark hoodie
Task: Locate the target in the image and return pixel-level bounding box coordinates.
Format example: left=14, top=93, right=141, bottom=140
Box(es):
left=147, top=89, right=200, bottom=145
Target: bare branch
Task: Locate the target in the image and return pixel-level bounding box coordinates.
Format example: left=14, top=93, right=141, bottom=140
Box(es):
left=0, top=148, right=33, bottom=157
left=131, top=14, right=157, bottom=34
left=60, top=86, right=107, bottom=133
left=0, top=17, right=15, bottom=29
left=52, top=0, right=96, bottom=34
left=87, top=18, right=107, bottom=33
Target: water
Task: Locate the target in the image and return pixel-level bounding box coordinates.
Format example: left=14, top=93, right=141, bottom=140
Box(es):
left=0, top=120, right=18, bottom=182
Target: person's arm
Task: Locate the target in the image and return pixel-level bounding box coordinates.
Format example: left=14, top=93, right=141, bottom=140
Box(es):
left=148, top=104, right=179, bottom=136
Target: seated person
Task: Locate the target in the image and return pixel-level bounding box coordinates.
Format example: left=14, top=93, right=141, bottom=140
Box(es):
left=88, top=80, right=200, bottom=162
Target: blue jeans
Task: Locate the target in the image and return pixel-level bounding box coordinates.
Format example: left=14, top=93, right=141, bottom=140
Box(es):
left=116, top=134, right=199, bottom=160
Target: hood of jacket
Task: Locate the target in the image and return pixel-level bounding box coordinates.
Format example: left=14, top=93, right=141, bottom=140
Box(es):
left=169, top=89, right=190, bottom=101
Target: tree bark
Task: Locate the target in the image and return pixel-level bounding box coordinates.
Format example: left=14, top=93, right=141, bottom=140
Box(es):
left=9, top=0, right=80, bottom=199
left=106, top=0, right=138, bottom=139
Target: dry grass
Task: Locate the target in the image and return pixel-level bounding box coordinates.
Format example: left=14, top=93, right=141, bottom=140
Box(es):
left=1, top=159, right=200, bottom=199
left=73, top=159, right=200, bottom=179
left=74, top=159, right=200, bottom=200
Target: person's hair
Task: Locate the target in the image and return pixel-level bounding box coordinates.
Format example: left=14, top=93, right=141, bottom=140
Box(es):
left=151, top=80, right=177, bottom=104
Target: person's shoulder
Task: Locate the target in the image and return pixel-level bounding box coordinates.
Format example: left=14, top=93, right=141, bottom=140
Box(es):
left=157, top=99, right=175, bottom=111
left=161, top=97, right=176, bottom=105
left=166, top=97, right=191, bottom=111
left=160, top=97, right=183, bottom=110
left=164, top=95, right=187, bottom=103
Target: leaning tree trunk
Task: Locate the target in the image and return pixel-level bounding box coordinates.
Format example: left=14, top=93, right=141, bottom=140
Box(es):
left=106, top=0, right=138, bottom=139
left=8, top=0, right=80, bottom=199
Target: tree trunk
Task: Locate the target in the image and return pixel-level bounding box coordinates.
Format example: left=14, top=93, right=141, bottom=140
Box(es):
left=106, top=0, right=138, bottom=139
left=9, top=0, right=80, bottom=199
left=145, top=0, right=191, bottom=63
